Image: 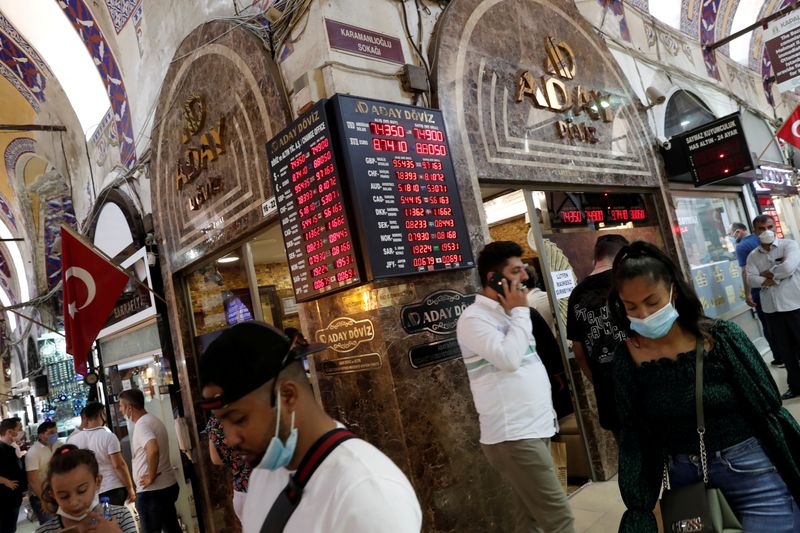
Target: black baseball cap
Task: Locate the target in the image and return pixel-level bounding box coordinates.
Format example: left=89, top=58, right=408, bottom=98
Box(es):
left=197, top=321, right=326, bottom=410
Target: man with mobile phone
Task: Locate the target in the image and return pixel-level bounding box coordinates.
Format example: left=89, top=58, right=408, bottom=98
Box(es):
left=456, top=241, right=575, bottom=533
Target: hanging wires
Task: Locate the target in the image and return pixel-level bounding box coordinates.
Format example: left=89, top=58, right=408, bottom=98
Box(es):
left=398, top=0, right=432, bottom=105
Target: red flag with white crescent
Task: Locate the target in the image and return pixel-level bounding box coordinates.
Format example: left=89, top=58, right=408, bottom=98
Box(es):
left=61, top=226, right=129, bottom=375
left=777, top=104, right=800, bottom=150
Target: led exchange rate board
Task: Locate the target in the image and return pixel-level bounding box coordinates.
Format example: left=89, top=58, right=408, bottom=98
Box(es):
left=329, top=94, right=474, bottom=279
left=267, top=100, right=363, bottom=302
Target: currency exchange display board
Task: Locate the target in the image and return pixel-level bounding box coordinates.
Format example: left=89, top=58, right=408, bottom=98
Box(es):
left=329, top=94, right=474, bottom=279
left=267, top=100, right=363, bottom=302
left=267, top=95, right=474, bottom=302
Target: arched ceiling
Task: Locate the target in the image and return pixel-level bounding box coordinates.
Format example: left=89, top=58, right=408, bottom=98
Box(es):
left=0, top=1, right=101, bottom=326
left=617, top=0, right=798, bottom=79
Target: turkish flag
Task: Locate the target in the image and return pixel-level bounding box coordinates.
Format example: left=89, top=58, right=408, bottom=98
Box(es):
left=777, top=104, right=800, bottom=150
left=61, top=226, right=129, bottom=375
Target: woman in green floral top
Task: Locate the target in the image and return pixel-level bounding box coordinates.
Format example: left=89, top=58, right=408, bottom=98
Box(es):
left=609, top=241, right=800, bottom=532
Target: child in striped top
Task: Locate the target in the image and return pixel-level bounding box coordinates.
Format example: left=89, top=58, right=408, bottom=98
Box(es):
left=35, top=444, right=136, bottom=533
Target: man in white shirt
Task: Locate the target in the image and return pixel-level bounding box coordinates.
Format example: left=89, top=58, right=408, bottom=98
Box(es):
left=457, top=241, right=574, bottom=533
left=26, top=420, right=58, bottom=524
left=746, top=214, right=800, bottom=400
left=118, top=389, right=180, bottom=533
left=67, top=401, right=136, bottom=505
left=198, top=321, right=422, bottom=533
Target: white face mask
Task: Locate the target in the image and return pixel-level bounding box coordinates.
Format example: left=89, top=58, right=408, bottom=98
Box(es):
left=57, top=492, right=99, bottom=522
left=759, top=230, right=776, bottom=245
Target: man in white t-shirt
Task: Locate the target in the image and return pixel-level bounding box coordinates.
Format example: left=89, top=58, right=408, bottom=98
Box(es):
left=457, top=241, right=574, bottom=533
left=198, top=322, right=422, bottom=533
left=25, top=421, right=58, bottom=524
left=67, top=401, right=136, bottom=505
left=118, top=389, right=180, bottom=533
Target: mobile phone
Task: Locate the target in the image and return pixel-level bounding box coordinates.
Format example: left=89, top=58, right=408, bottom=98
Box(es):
left=488, top=272, right=508, bottom=295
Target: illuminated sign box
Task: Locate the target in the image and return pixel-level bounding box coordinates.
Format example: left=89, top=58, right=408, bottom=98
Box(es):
left=329, top=94, right=474, bottom=280
left=676, top=113, right=755, bottom=187
left=267, top=100, right=363, bottom=303
left=267, top=95, right=474, bottom=303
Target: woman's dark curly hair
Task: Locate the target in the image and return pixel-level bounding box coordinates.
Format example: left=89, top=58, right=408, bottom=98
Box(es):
left=609, top=241, right=711, bottom=338
left=41, top=444, right=99, bottom=513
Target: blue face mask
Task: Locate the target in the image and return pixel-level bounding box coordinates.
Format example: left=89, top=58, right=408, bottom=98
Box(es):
left=257, top=396, right=298, bottom=471
left=46, top=434, right=58, bottom=446
left=627, top=286, right=679, bottom=339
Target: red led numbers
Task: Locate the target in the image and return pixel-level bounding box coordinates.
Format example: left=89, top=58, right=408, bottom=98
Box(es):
left=372, top=138, right=408, bottom=153
left=370, top=123, right=406, bottom=138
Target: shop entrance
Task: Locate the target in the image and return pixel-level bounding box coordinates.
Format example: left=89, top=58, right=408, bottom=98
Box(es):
left=185, top=223, right=301, bottom=349
left=481, top=186, right=667, bottom=486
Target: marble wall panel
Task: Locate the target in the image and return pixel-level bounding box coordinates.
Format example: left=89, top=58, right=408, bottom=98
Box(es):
left=433, top=0, right=665, bottom=191
left=151, top=20, right=291, bottom=273
left=150, top=21, right=293, bottom=532
left=302, top=269, right=516, bottom=532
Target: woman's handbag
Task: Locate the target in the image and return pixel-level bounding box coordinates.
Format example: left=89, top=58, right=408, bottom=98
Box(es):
left=659, top=337, right=744, bottom=533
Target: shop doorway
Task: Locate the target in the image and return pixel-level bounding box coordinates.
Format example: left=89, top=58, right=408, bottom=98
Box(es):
left=481, top=186, right=667, bottom=488
left=185, top=223, right=301, bottom=348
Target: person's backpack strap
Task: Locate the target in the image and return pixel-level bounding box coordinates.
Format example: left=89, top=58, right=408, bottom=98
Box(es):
left=260, top=428, right=356, bottom=533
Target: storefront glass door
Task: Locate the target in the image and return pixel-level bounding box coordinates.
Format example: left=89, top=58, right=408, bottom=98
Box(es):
left=481, top=187, right=668, bottom=485
left=673, top=192, right=749, bottom=318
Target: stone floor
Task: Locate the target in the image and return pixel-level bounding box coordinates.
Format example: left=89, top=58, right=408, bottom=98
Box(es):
left=567, top=344, right=800, bottom=533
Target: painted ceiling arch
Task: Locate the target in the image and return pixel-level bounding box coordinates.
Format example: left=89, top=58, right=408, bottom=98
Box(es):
left=0, top=0, right=126, bottom=316
left=612, top=0, right=796, bottom=78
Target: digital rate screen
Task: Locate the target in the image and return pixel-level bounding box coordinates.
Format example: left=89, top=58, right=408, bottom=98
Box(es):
left=266, top=101, right=362, bottom=302
left=329, top=94, right=474, bottom=279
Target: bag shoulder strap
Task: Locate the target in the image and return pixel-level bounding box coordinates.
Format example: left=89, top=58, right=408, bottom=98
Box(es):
left=694, top=335, right=710, bottom=484
left=694, top=335, right=704, bottom=433
left=260, top=427, right=356, bottom=533
left=664, top=336, right=706, bottom=490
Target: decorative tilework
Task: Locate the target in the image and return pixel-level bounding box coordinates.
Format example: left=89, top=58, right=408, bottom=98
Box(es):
left=2, top=137, right=36, bottom=230
left=0, top=61, right=39, bottom=111
left=750, top=0, right=789, bottom=71
left=0, top=14, right=52, bottom=76
left=58, top=0, right=137, bottom=168
left=598, top=0, right=631, bottom=42
left=626, top=0, right=649, bottom=11
left=700, top=0, right=723, bottom=79
left=44, top=194, right=76, bottom=288
left=104, top=0, right=141, bottom=33
left=90, top=107, right=114, bottom=145
left=0, top=30, right=47, bottom=101
left=717, top=0, right=740, bottom=57
left=762, top=49, right=775, bottom=106
left=0, top=251, right=11, bottom=279
left=680, top=0, right=700, bottom=39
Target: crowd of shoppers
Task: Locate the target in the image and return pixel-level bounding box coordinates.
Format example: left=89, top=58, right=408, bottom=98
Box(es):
left=2, top=223, right=799, bottom=532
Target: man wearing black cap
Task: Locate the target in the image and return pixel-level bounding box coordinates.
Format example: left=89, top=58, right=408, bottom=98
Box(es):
left=198, top=321, right=422, bottom=533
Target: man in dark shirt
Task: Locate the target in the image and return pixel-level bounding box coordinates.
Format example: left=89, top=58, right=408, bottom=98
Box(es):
left=567, top=234, right=628, bottom=434
left=0, top=417, right=27, bottom=533
left=730, top=222, right=782, bottom=366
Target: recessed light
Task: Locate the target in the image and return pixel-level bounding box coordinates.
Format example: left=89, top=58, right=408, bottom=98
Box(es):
left=217, top=256, right=239, bottom=264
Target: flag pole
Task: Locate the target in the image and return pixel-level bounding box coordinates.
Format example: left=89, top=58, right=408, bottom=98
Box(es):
left=5, top=308, right=65, bottom=338
left=61, top=226, right=168, bottom=306
left=756, top=129, right=781, bottom=162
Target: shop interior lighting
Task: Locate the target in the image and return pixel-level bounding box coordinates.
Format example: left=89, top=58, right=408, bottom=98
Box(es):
left=217, top=255, right=239, bottom=264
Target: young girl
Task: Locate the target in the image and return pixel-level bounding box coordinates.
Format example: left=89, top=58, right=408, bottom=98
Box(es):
left=36, top=444, right=136, bottom=533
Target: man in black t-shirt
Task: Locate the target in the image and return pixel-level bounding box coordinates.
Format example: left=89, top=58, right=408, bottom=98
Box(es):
left=0, top=417, right=27, bottom=533
left=566, top=235, right=628, bottom=433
